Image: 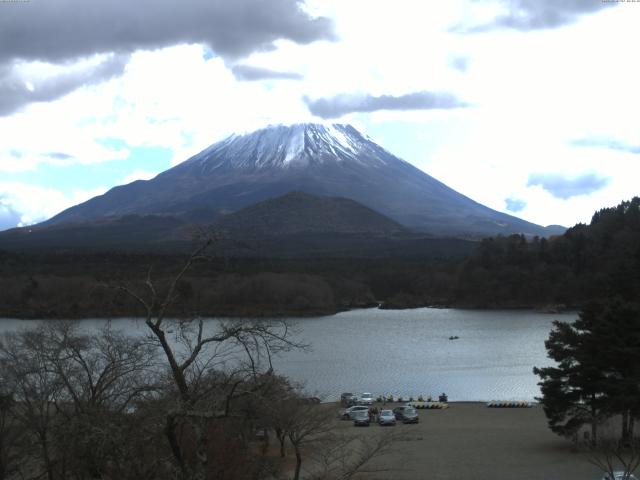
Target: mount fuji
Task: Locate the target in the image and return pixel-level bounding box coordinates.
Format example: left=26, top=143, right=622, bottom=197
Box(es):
left=44, top=123, right=559, bottom=239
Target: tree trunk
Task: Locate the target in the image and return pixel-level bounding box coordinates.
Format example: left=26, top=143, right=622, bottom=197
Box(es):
left=293, top=445, right=302, bottom=480
left=41, top=436, right=55, bottom=480
left=276, top=428, right=286, bottom=458
left=261, top=428, right=269, bottom=456
left=164, top=414, right=186, bottom=477
left=622, top=410, right=629, bottom=442
left=591, top=402, right=598, bottom=446
left=191, top=419, right=208, bottom=480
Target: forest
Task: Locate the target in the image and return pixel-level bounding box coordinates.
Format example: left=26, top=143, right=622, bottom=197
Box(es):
left=1, top=197, right=639, bottom=318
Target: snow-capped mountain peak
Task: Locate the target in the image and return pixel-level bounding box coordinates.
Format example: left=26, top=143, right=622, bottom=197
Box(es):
left=182, top=123, right=393, bottom=173
left=45, top=122, right=557, bottom=238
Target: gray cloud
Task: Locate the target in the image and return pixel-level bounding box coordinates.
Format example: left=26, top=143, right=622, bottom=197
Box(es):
left=0, top=197, right=23, bottom=232
left=571, top=138, right=640, bottom=155
left=457, top=0, right=616, bottom=32
left=44, top=152, right=75, bottom=160
left=505, top=197, right=527, bottom=213
left=527, top=172, right=610, bottom=199
left=0, top=0, right=335, bottom=65
left=0, top=54, right=129, bottom=116
left=305, top=91, right=468, bottom=119
left=0, top=0, right=333, bottom=115
left=231, top=65, right=304, bottom=81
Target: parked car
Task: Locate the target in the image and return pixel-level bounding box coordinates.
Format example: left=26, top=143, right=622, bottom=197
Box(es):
left=602, top=472, right=638, bottom=480
left=340, top=392, right=357, bottom=406
left=352, top=409, right=370, bottom=426
left=357, top=392, right=374, bottom=405
left=378, top=409, right=396, bottom=426
left=340, top=405, right=369, bottom=420
left=393, top=406, right=419, bottom=423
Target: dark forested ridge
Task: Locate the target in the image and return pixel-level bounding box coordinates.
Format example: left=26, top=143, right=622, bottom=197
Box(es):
left=1, top=197, right=639, bottom=318
left=453, top=197, right=640, bottom=308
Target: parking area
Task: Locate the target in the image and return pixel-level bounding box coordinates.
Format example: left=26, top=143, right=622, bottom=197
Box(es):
left=331, top=402, right=606, bottom=480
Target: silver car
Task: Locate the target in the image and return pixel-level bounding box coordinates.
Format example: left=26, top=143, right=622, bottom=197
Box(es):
left=378, top=409, right=396, bottom=426
left=340, top=405, right=369, bottom=420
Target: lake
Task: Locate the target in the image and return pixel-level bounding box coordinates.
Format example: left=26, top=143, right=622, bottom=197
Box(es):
left=0, top=308, right=576, bottom=402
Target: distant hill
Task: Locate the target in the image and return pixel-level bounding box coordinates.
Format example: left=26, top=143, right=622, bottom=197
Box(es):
left=214, top=191, right=406, bottom=236
left=0, top=191, right=477, bottom=257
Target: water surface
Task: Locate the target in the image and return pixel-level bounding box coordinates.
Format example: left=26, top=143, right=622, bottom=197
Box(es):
left=0, top=308, right=576, bottom=401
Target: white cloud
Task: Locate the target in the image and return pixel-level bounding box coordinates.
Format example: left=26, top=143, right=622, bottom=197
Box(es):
left=1, top=0, right=639, bottom=229
left=0, top=183, right=108, bottom=228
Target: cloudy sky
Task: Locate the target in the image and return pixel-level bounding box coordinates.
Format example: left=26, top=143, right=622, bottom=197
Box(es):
left=1, top=0, right=639, bottom=231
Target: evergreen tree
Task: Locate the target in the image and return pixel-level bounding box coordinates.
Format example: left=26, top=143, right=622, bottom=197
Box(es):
left=534, top=316, right=608, bottom=444
left=584, top=300, right=640, bottom=441
left=534, top=299, right=640, bottom=444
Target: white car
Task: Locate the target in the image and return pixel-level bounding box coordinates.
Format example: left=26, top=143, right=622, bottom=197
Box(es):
left=357, top=392, right=374, bottom=405
left=602, top=472, right=638, bottom=480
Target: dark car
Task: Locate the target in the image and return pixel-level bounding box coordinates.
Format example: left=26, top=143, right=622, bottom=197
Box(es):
left=393, top=406, right=419, bottom=423
left=340, top=392, right=357, bottom=406
left=352, top=409, right=370, bottom=427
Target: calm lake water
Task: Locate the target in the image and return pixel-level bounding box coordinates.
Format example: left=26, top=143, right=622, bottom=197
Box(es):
left=0, top=308, right=576, bottom=402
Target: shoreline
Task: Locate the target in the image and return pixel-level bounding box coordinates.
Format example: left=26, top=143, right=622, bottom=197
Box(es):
left=0, top=303, right=579, bottom=321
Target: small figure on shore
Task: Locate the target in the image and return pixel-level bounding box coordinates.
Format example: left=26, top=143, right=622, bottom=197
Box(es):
left=439, top=392, right=448, bottom=403
left=371, top=405, right=379, bottom=422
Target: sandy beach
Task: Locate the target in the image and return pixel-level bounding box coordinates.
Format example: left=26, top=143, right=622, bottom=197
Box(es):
left=328, top=402, right=606, bottom=480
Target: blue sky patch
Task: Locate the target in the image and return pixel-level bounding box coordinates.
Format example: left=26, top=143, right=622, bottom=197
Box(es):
left=8, top=145, right=172, bottom=195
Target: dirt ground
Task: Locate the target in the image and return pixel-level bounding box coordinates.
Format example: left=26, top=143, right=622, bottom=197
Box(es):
left=329, top=402, right=607, bottom=480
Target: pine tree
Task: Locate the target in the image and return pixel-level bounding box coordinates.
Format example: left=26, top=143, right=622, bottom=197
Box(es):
left=534, top=299, right=640, bottom=444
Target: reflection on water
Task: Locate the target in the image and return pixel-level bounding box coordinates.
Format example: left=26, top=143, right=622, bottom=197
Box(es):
left=272, top=308, right=576, bottom=402
left=0, top=308, right=576, bottom=402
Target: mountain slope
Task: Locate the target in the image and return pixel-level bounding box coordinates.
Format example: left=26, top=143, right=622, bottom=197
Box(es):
left=214, top=191, right=406, bottom=236
left=45, top=123, right=558, bottom=237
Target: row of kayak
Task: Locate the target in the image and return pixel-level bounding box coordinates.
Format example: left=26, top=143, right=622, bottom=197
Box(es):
left=486, top=400, right=534, bottom=408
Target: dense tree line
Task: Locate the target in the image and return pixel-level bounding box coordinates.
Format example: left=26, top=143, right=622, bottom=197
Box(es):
left=454, top=197, right=640, bottom=308
left=2, top=197, right=640, bottom=318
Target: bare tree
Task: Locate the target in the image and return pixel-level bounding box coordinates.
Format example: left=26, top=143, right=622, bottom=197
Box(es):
left=585, top=436, right=640, bottom=480
left=0, top=392, right=22, bottom=480
left=117, top=240, right=305, bottom=480
left=309, top=431, right=398, bottom=480
left=0, top=321, right=160, bottom=480
left=0, top=328, right=66, bottom=480
left=41, top=320, right=159, bottom=479
left=284, top=402, right=335, bottom=480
